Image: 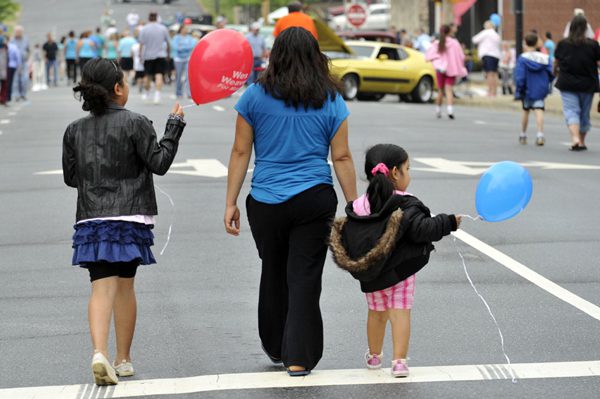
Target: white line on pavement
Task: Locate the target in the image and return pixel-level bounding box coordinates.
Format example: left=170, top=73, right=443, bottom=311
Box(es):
left=1, top=360, right=598, bottom=399
left=0, top=119, right=10, bottom=124
left=453, top=229, right=600, bottom=321
left=212, top=105, right=225, bottom=112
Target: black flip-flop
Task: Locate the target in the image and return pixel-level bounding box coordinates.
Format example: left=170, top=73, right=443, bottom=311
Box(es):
left=569, top=144, right=585, bottom=151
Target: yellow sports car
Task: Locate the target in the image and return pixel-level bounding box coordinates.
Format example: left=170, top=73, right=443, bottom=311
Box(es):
left=312, top=18, right=435, bottom=102
left=328, top=41, right=436, bottom=102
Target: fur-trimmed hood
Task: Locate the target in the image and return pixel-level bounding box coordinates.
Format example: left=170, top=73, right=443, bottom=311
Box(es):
left=330, top=208, right=403, bottom=275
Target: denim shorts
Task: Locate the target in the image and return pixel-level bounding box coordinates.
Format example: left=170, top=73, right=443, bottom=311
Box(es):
left=560, top=91, right=594, bottom=133
left=522, top=99, right=545, bottom=111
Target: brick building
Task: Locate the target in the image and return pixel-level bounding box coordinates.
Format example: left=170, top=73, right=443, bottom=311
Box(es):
left=500, top=0, right=600, bottom=43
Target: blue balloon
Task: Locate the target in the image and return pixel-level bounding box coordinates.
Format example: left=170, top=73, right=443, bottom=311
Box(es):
left=490, top=13, right=501, bottom=27
left=476, top=161, right=532, bottom=222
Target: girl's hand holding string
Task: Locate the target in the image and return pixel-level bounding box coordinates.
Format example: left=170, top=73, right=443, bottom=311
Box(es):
left=455, top=215, right=462, bottom=228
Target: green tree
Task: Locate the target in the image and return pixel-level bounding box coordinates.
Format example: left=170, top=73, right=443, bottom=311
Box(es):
left=0, top=0, right=19, bottom=23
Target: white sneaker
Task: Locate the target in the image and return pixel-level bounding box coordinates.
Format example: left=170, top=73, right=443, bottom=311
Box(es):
left=91, top=352, right=118, bottom=385
left=113, top=359, right=135, bottom=377
left=153, top=91, right=161, bottom=104
left=141, top=91, right=148, bottom=101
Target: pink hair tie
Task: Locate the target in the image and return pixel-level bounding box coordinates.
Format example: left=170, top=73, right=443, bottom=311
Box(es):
left=371, top=163, right=389, bottom=177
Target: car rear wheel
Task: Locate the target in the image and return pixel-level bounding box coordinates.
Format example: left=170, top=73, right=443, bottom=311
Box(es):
left=411, top=76, right=434, bottom=103
left=342, top=74, right=359, bottom=101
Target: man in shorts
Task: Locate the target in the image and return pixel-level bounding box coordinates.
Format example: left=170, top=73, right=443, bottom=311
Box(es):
left=514, top=33, right=554, bottom=146
left=138, top=12, right=170, bottom=104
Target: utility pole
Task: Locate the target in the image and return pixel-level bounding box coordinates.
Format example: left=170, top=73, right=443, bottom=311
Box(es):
left=434, top=0, right=442, bottom=34
left=514, top=0, right=523, bottom=55
left=262, top=0, right=270, bottom=25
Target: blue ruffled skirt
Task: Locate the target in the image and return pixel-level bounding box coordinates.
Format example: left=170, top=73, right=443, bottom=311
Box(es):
left=72, top=220, right=156, bottom=268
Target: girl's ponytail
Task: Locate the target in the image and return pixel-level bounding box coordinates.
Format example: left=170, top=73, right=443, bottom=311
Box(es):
left=73, top=58, right=124, bottom=116
left=364, top=144, right=409, bottom=214
left=366, top=172, right=394, bottom=214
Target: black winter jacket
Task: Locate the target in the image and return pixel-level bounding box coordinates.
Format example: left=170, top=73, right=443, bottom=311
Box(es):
left=329, top=194, right=457, bottom=292
left=62, top=104, right=185, bottom=222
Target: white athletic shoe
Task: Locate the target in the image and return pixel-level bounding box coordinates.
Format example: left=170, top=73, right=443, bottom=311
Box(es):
left=153, top=91, right=161, bottom=104
left=91, top=352, right=118, bottom=385
left=141, top=91, right=148, bottom=101
left=113, top=359, right=135, bottom=377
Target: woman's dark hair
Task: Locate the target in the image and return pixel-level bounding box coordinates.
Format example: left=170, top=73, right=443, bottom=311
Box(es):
left=73, top=58, right=124, bottom=116
left=568, top=15, right=588, bottom=45
left=364, top=144, right=409, bottom=214
left=257, top=27, right=342, bottom=110
left=438, top=24, right=451, bottom=53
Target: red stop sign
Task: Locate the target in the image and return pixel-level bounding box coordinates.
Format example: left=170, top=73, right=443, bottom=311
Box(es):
left=346, top=4, right=367, bottom=28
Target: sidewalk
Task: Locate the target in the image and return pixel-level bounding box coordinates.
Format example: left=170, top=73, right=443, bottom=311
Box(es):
left=455, top=72, right=600, bottom=122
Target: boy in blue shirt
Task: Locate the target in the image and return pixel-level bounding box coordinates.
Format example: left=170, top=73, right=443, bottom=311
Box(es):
left=514, top=32, right=554, bottom=146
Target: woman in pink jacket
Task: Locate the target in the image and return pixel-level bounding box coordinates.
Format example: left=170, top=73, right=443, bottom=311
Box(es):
left=426, top=25, right=467, bottom=119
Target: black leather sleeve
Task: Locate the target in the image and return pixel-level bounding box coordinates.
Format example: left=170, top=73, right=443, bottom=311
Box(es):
left=133, top=116, right=186, bottom=176
left=62, top=125, right=77, bottom=188
left=405, top=211, right=455, bottom=244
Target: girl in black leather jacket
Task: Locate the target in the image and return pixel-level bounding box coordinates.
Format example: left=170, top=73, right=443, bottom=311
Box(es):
left=62, top=58, right=185, bottom=386
left=329, top=144, right=461, bottom=378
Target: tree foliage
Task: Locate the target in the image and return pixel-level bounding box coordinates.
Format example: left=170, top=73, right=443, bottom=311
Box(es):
left=0, top=0, right=19, bottom=23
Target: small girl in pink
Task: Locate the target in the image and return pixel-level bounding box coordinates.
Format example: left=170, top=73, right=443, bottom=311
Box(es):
left=329, top=144, right=461, bottom=377
left=426, top=24, right=467, bottom=119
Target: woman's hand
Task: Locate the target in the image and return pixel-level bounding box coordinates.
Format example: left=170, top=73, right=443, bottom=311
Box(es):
left=455, top=215, right=462, bottom=229
left=224, top=204, right=241, bottom=236
left=171, top=102, right=184, bottom=117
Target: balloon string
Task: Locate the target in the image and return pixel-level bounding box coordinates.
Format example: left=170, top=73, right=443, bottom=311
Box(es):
left=181, top=104, right=195, bottom=109
left=155, top=184, right=175, bottom=256
left=452, top=237, right=518, bottom=383
left=459, top=214, right=483, bottom=221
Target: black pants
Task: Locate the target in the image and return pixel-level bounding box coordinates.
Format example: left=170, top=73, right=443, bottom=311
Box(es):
left=246, top=184, right=337, bottom=370
left=66, top=59, right=77, bottom=83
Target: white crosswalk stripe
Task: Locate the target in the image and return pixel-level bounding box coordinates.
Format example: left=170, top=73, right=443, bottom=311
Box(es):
left=1, top=361, right=599, bottom=399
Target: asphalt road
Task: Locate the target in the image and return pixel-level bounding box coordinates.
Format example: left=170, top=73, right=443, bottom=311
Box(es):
left=1, top=1, right=599, bottom=398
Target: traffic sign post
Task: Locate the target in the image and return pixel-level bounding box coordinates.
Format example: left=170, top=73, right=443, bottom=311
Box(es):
left=346, top=2, right=367, bottom=29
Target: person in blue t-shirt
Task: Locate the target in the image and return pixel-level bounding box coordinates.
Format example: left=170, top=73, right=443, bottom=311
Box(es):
left=225, top=27, right=358, bottom=377
left=64, top=31, right=78, bottom=84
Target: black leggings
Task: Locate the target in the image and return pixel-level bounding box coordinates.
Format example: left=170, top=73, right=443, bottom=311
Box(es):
left=246, top=184, right=337, bottom=370
left=86, top=260, right=139, bottom=282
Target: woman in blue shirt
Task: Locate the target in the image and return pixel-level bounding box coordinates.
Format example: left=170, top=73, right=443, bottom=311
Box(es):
left=77, top=31, right=97, bottom=72
left=225, top=27, right=357, bottom=376
left=172, top=25, right=197, bottom=98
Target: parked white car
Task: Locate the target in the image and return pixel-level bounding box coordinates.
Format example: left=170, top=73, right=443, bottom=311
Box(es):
left=330, top=4, right=390, bottom=31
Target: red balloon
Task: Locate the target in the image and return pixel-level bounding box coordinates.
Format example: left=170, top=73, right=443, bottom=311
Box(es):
left=188, top=29, right=253, bottom=105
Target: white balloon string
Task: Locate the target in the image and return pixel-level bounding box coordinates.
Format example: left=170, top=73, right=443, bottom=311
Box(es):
left=459, top=214, right=483, bottom=221
left=452, top=237, right=517, bottom=383
left=154, top=184, right=175, bottom=256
